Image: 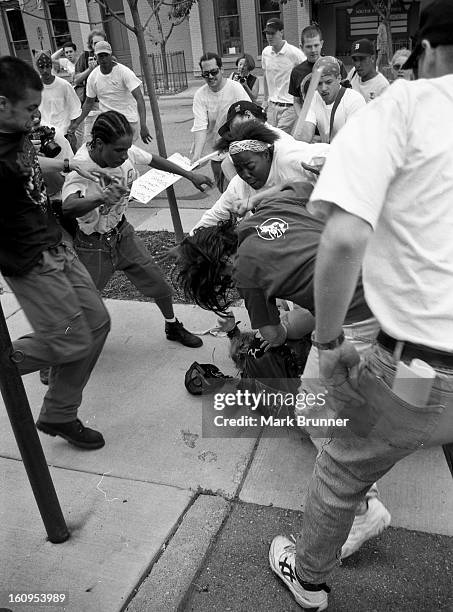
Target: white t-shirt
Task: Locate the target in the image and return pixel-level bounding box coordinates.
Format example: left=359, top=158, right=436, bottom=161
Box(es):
left=309, top=75, right=453, bottom=351
left=191, top=79, right=250, bottom=152
left=62, top=143, right=152, bottom=235
left=347, top=69, right=389, bottom=103
left=191, top=138, right=329, bottom=232
left=39, top=76, right=81, bottom=138
left=306, top=88, right=366, bottom=143
left=261, top=42, right=306, bottom=104
left=86, top=64, right=142, bottom=123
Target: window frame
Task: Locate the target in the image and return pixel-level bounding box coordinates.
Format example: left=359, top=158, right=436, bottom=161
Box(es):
left=43, top=0, right=71, bottom=52
left=1, top=6, right=32, bottom=63
left=255, top=0, right=281, bottom=54
left=214, top=0, right=243, bottom=58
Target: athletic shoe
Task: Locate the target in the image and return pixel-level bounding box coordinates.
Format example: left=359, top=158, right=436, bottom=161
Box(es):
left=269, top=535, right=329, bottom=610
left=36, top=418, right=105, bottom=450
left=165, top=319, right=203, bottom=348
left=341, top=497, right=391, bottom=559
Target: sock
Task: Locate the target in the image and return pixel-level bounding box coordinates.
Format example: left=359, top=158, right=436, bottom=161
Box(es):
left=165, top=317, right=176, bottom=323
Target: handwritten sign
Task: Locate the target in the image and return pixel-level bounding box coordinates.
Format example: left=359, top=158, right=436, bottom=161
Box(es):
left=129, top=152, right=193, bottom=204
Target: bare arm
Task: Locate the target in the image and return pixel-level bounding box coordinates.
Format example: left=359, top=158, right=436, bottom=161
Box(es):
left=72, top=96, right=96, bottom=128
left=191, top=130, right=208, bottom=163
left=63, top=182, right=127, bottom=218
left=131, top=86, right=152, bottom=144
left=149, top=155, right=213, bottom=191
left=294, top=97, right=303, bottom=116
left=295, top=121, right=316, bottom=143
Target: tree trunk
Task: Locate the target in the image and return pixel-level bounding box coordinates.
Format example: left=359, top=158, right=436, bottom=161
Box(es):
left=127, top=0, right=183, bottom=242
left=155, top=10, right=170, bottom=91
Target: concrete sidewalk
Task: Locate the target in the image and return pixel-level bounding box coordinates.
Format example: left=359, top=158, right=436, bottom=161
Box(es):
left=0, top=208, right=452, bottom=611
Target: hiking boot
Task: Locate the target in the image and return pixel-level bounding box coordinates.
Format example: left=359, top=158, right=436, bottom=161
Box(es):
left=36, top=418, right=105, bottom=450
left=165, top=319, right=203, bottom=348
left=40, top=367, right=51, bottom=385
left=341, top=497, right=391, bottom=559
left=269, top=535, right=329, bottom=610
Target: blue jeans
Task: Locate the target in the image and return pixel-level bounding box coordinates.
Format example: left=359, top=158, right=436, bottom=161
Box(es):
left=295, top=342, right=453, bottom=584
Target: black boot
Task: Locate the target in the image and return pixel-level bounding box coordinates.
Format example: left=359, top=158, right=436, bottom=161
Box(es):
left=36, top=419, right=105, bottom=450
left=165, top=319, right=203, bottom=348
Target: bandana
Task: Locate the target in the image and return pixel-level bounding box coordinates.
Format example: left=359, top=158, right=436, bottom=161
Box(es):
left=229, top=139, right=270, bottom=156
left=35, top=50, right=52, bottom=68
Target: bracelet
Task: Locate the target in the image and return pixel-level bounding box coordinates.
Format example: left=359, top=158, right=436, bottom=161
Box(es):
left=311, top=330, right=345, bottom=350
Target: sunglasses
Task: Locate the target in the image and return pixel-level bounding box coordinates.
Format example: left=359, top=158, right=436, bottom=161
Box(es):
left=392, top=63, right=405, bottom=70
left=202, top=68, right=220, bottom=78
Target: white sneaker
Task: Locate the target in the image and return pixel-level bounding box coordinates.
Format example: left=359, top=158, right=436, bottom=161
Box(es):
left=341, top=497, right=391, bottom=559
left=269, top=535, right=329, bottom=610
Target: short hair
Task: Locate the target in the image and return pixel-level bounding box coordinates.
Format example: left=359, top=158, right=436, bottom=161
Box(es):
left=88, top=29, right=106, bottom=51
left=236, top=53, right=255, bottom=71
left=91, top=110, right=133, bottom=144
left=199, top=52, right=222, bottom=70
left=63, top=41, right=77, bottom=51
left=301, top=24, right=323, bottom=45
left=0, top=56, right=43, bottom=103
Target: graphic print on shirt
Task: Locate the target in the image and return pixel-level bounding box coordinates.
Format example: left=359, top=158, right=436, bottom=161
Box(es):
left=17, top=138, right=48, bottom=213
left=255, top=217, right=289, bottom=240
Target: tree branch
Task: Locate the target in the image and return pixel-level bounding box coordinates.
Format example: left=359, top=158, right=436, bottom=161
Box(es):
left=93, top=0, right=137, bottom=34
left=164, top=22, right=175, bottom=45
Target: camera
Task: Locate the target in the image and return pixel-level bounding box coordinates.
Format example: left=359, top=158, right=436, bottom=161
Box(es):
left=30, top=125, right=62, bottom=158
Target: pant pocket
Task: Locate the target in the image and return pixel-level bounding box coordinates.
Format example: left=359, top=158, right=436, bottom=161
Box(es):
left=360, top=365, right=444, bottom=450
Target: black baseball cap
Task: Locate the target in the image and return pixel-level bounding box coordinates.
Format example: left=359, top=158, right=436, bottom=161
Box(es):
left=264, top=18, right=284, bottom=33
left=403, top=0, right=453, bottom=69
left=351, top=38, right=374, bottom=57
left=218, top=101, right=267, bottom=138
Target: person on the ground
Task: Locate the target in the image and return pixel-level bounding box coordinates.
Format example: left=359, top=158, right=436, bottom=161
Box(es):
left=51, top=41, right=78, bottom=82
left=0, top=55, right=111, bottom=451
left=178, top=182, right=390, bottom=558
left=294, top=57, right=365, bottom=143
left=218, top=100, right=294, bottom=183
left=269, top=1, right=453, bottom=608
left=288, top=24, right=347, bottom=115
left=72, top=42, right=152, bottom=145
left=190, top=51, right=250, bottom=193
left=190, top=121, right=329, bottom=232
left=347, top=38, right=389, bottom=102
left=230, top=54, right=259, bottom=103
left=390, top=48, right=413, bottom=80
left=62, top=110, right=212, bottom=348
left=261, top=18, right=306, bottom=133
left=35, top=50, right=81, bottom=153
left=73, top=29, right=107, bottom=143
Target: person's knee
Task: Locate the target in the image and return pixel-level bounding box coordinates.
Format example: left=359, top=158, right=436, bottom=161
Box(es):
left=45, top=312, right=96, bottom=364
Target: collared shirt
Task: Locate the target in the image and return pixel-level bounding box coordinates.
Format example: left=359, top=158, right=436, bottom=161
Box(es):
left=262, top=41, right=306, bottom=104
left=309, top=75, right=453, bottom=351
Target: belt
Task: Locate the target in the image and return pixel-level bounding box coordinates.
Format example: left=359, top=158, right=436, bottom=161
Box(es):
left=269, top=100, right=293, bottom=107
left=92, top=215, right=126, bottom=240
left=377, top=330, right=453, bottom=369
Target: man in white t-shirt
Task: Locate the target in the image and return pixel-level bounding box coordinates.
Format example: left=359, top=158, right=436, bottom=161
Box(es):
left=71, top=42, right=151, bottom=144
left=191, top=51, right=250, bottom=192
left=295, top=56, right=365, bottom=143
left=347, top=38, right=389, bottom=103
left=261, top=18, right=306, bottom=133
left=269, top=1, right=453, bottom=608
left=35, top=51, right=81, bottom=149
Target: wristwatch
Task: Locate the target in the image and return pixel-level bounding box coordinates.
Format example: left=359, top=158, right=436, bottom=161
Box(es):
left=63, top=158, right=70, bottom=174
left=311, top=331, right=345, bottom=350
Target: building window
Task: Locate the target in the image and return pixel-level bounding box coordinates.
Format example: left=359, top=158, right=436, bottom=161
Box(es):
left=215, top=0, right=242, bottom=57
left=45, top=0, right=71, bottom=50
left=256, top=0, right=281, bottom=53
left=2, top=7, right=32, bottom=63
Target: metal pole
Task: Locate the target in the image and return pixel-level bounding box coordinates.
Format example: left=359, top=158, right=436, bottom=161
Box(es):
left=0, top=300, right=69, bottom=543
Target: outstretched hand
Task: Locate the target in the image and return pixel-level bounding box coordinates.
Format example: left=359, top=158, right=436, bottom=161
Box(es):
left=154, top=244, right=181, bottom=265
left=190, top=172, right=213, bottom=192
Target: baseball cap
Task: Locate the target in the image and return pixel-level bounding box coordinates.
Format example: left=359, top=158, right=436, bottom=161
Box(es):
left=264, top=18, right=284, bottom=33
left=313, top=56, right=341, bottom=77
left=218, top=101, right=267, bottom=138
left=351, top=38, right=374, bottom=57
left=403, top=0, right=453, bottom=69
left=94, top=41, right=112, bottom=55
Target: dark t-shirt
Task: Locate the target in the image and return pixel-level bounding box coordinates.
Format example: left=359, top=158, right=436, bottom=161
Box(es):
left=288, top=58, right=348, bottom=100
left=0, top=132, right=61, bottom=276
left=233, top=184, right=372, bottom=329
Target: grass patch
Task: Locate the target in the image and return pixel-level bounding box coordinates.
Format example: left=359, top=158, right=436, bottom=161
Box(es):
left=101, top=229, right=240, bottom=305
